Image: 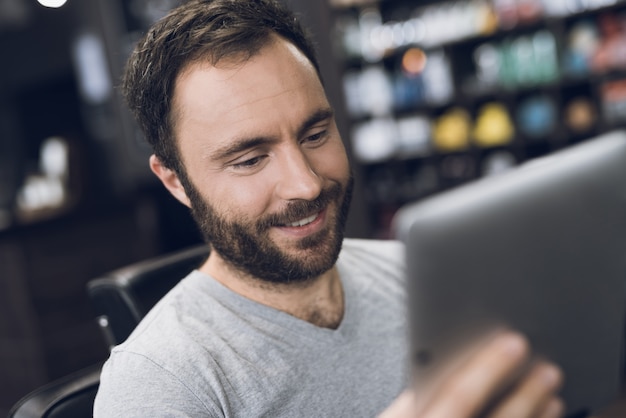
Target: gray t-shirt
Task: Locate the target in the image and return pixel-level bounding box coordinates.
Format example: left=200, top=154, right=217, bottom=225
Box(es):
left=94, top=238, right=408, bottom=417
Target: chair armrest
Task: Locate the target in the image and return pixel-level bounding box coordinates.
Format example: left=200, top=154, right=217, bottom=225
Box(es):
left=9, top=362, right=103, bottom=418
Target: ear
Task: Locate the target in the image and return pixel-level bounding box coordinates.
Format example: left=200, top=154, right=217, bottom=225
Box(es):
left=149, top=154, right=192, bottom=208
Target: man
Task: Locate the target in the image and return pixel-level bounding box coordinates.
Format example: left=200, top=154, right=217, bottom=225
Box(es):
left=94, top=0, right=563, bottom=416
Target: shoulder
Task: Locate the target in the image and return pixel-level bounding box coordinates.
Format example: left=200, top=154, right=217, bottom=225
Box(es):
left=339, top=239, right=408, bottom=325
left=94, top=274, right=228, bottom=415
left=340, top=238, right=405, bottom=268
left=94, top=347, right=221, bottom=416
left=110, top=270, right=230, bottom=370
left=338, top=238, right=406, bottom=289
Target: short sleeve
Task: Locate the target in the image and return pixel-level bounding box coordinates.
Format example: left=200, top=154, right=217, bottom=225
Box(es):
left=94, top=350, right=223, bottom=418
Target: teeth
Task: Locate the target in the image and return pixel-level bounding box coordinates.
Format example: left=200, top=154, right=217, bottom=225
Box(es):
left=288, top=213, right=318, bottom=227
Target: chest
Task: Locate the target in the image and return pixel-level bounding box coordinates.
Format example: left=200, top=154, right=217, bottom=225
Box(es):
left=205, top=324, right=409, bottom=417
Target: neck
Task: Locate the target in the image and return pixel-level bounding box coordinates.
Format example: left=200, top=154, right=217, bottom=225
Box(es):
left=200, top=252, right=344, bottom=329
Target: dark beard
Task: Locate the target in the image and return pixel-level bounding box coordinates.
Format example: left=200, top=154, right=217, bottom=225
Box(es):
left=181, top=173, right=353, bottom=285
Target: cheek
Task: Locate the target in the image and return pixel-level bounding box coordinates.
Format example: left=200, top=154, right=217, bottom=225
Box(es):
left=181, top=157, right=273, bottom=220
left=210, top=177, right=275, bottom=220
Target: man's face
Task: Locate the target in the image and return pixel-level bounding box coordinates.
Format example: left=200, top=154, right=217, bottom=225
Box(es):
left=169, top=35, right=352, bottom=284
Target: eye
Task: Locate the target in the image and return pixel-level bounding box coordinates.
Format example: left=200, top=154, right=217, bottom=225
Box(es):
left=302, top=129, right=328, bottom=145
left=231, top=155, right=266, bottom=170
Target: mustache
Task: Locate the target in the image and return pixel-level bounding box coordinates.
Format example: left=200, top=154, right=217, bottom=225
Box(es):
left=257, top=183, right=343, bottom=230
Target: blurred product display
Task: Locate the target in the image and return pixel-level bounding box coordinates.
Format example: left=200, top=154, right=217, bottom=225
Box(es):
left=473, top=102, right=515, bottom=146
left=515, top=94, right=558, bottom=139
left=330, top=0, right=626, bottom=237
left=564, top=96, right=597, bottom=133
left=432, top=107, right=472, bottom=151
left=15, top=136, right=71, bottom=217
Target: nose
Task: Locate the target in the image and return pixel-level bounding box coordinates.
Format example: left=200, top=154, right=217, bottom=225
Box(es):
left=275, top=146, right=323, bottom=201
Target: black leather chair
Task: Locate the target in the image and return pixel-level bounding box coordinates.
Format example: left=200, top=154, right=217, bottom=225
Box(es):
left=87, top=244, right=209, bottom=348
left=8, top=244, right=209, bottom=417
left=8, top=362, right=102, bottom=418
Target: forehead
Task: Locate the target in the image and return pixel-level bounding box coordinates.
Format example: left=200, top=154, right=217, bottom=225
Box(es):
left=171, top=35, right=329, bottom=154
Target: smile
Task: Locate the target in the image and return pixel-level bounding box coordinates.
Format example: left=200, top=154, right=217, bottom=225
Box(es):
left=287, top=213, right=319, bottom=227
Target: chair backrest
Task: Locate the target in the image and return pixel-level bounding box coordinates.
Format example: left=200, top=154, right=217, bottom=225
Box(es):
left=8, top=363, right=102, bottom=418
left=87, top=245, right=209, bottom=348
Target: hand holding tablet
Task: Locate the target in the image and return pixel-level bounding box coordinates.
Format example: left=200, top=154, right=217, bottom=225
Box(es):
left=380, top=332, right=564, bottom=418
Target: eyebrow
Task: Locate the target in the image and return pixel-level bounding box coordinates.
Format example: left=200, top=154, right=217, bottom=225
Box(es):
left=211, top=107, right=335, bottom=162
left=296, top=107, right=334, bottom=139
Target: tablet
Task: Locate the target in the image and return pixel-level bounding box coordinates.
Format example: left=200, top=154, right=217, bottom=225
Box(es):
left=393, top=130, right=626, bottom=416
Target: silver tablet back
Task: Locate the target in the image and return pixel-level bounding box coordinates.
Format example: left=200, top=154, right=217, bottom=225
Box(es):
left=394, top=130, right=626, bottom=416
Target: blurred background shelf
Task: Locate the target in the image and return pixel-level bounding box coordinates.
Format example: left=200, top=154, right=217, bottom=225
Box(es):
left=326, top=0, right=626, bottom=237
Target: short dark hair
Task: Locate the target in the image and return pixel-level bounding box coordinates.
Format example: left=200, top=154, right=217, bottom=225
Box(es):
left=122, top=0, right=320, bottom=172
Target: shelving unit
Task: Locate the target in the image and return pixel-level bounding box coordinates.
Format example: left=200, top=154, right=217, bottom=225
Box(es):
left=329, top=0, right=626, bottom=237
